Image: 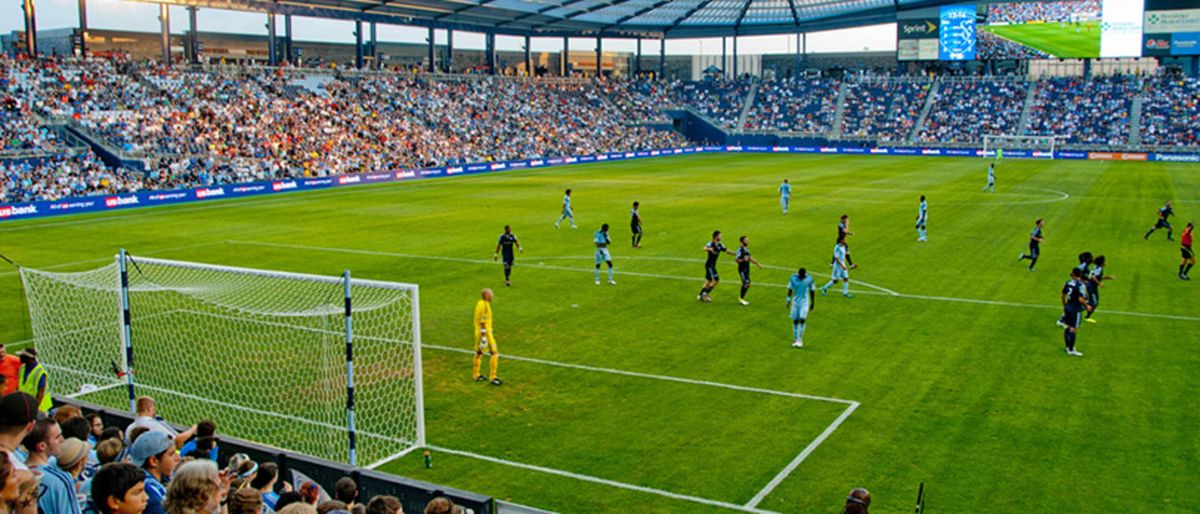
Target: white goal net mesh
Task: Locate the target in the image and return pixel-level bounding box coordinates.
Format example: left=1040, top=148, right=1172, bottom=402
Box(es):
left=20, top=256, right=422, bottom=466
left=983, top=134, right=1060, bottom=158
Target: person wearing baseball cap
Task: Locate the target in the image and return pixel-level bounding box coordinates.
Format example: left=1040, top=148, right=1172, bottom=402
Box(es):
left=40, top=437, right=89, bottom=514
left=16, top=349, right=51, bottom=414
left=0, top=392, right=38, bottom=471
left=129, top=431, right=178, bottom=514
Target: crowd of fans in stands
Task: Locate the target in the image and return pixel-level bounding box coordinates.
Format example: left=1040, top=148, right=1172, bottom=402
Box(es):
left=2, top=55, right=1200, bottom=205
left=986, top=0, right=1100, bottom=24
left=1027, top=75, right=1137, bottom=146
left=917, top=79, right=1027, bottom=144
left=741, top=78, right=839, bottom=133
left=0, top=389, right=462, bottom=514
left=840, top=80, right=930, bottom=142
left=976, top=31, right=1053, bottom=60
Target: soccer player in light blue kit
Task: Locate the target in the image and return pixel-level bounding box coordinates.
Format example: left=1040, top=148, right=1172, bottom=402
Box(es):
left=983, top=163, right=995, bottom=192
left=786, top=267, right=816, bottom=348
left=915, top=194, right=928, bottom=242
left=820, top=237, right=852, bottom=298
left=554, top=189, right=576, bottom=229
left=593, top=223, right=615, bottom=285
left=778, top=179, right=791, bottom=214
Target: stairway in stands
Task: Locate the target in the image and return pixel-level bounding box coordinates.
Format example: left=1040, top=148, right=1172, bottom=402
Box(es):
left=1016, top=80, right=1039, bottom=135
left=735, top=77, right=761, bottom=130
left=1129, top=92, right=1145, bottom=146
left=907, top=79, right=941, bottom=143
left=830, top=82, right=849, bottom=138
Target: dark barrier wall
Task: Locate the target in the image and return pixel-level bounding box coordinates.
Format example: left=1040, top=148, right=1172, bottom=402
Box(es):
left=56, top=397, right=495, bottom=514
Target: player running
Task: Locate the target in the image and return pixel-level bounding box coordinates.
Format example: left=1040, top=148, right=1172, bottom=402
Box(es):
left=594, top=224, right=615, bottom=285
left=1144, top=200, right=1174, bottom=241
left=837, top=215, right=858, bottom=270
left=1180, top=222, right=1194, bottom=280
left=698, top=230, right=736, bottom=302
left=983, top=163, right=995, bottom=193
left=915, top=195, right=928, bottom=242
left=1084, top=255, right=1112, bottom=322
left=735, top=236, right=765, bottom=306
left=493, top=225, right=523, bottom=287
left=1017, top=218, right=1045, bottom=271
left=472, top=288, right=502, bottom=385
left=786, top=267, right=816, bottom=348
left=820, top=236, right=852, bottom=298
left=1056, top=268, right=1089, bottom=357
left=630, top=201, right=643, bottom=248
left=779, top=179, right=791, bottom=214
left=554, top=189, right=577, bottom=229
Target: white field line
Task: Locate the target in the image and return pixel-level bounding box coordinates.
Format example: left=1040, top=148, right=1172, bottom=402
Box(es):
left=428, top=445, right=778, bottom=514
left=227, top=240, right=1200, bottom=323
left=744, top=401, right=860, bottom=509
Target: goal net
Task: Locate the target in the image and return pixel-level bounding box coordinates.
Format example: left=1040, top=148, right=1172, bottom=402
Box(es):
left=20, top=254, right=424, bottom=467
left=982, top=134, right=1061, bottom=159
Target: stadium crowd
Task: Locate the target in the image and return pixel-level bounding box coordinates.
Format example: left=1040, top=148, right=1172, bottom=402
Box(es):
left=1139, top=76, right=1200, bottom=147
left=1, top=151, right=146, bottom=204
left=0, top=389, right=463, bottom=514
left=917, top=79, right=1027, bottom=144
left=839, top=80, right=930, bottom=142
left=986, top=0, right=1100, bottom=24
left=976, top=31, right=1052, bottom=60
left=673, top=78, right=753, bottom=127
left=1027, top=75, right=1137, bottom=146
left=742, top=77, right=839, bottom=133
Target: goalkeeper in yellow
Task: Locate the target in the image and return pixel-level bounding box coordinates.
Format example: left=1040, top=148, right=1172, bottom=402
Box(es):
left=472, top=288, right=502, bottom=385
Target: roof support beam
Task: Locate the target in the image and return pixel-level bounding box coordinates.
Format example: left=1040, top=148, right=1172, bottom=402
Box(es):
left=598, top=0, right=673, bottom=32
left=532, top=0, right=642, bottom=31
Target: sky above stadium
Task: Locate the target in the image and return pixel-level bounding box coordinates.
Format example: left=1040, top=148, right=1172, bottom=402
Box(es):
left=4, top=0, right=898, bottom=54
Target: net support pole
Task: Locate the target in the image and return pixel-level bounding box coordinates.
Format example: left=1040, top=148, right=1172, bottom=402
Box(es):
left=344, top=270, right=357, bottom=466
left=412, top=286, right=426, bottom=447
left=117, top=249, right=136, bottom=413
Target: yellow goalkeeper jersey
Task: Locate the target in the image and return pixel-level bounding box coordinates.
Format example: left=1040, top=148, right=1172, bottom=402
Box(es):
left=473, top=299, right=494, bottom=343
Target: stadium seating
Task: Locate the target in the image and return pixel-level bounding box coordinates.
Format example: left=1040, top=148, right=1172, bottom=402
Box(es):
left=1026, top=75, right=1137, bottom=146
left=1139, top=77, right=1200, bottom=148
left=839, top=79, right=930, bottom=142
left=0, top=151, right=144, bottom=203
left=917, top=79, right=1027, bottom=144
left=977, top=31, right=1052, bottom=60
left=741, top=77, right=838, bottom=133
left=672, top=78, right=753, bottom=128
left=986, top=0, right=1100, bottom=24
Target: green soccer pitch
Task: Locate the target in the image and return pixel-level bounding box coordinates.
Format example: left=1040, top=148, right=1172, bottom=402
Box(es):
left=1, top=153, right=1198, bottom=513
left=983, top=22, right=1101, bottom=58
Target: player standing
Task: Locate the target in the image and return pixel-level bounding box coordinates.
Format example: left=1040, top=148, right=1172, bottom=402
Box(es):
left=1180, top=222, right=1194, bottom=280
left=820, top=236, right=852, bottom=298
left=698, top=230, right=735, bottom=302
left=630, top=201, right=643, bottom=248
left=1144, top=200, right=1174, bottom=241
left=554, top=189, right=576, bottom=229
left=983, top=163, right=995, bottom=193
left=786, top=268, right=816, bottom=348
left=1084, top=255, right=1112, bottom=322
left=1017, top=218, right=1045, bottom=271
left=915, top=195, right=928, bottom=242
left=1056, top=268, right=1089, bottom=357
left=594, top=224, right=616, bottom=285
left=472, top=288, right=502, bottom=385
left=838, top=215, right=858, bottom=269
left=779, top=179, right=791, bottom=214
left=493, top=225, right=523, bottom=287
left=735, top=236, right=765, bottom=306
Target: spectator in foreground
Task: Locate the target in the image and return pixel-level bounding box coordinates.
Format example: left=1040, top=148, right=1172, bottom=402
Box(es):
left=16, top=349, right=51, bottom=413
left=249, top=462, right=284, bottom=513
left=278, top=504, right=317, bottom=514
left=273, top=492, right=303, bottom=512
left=130, top=432, right=179, bottom=514
left=125, top=398, right=196, bottom=449
left=0, top=452, right=17, bottom=514
left=11, top=468, right=38, bottom=514
left=55, top=438, right=92, bottom=505
left=0, top=393, right=37, bottom=470
left=422, top=497, right=457, bottom=514
left=227, top=488, right=263, bottom=514
left=54, top=405, right=82, bottom=424
left=315, top=500, right=347, bottom=514
left=843, top=487, right=871, bottom=514
left=178, top=421, right=217, bottom=461
left=0, top=344, right=20, bottom=395
left=86, top=413, right=104, bottom=446
left=333, top=477, right=359, bottom=510
left=24, top=418, right=82, bottom=514
left=366, top=495, right=403, bottom=514
left=163, top=459, right=228, bottom=514
left=86, top=462, right=147, bottom=514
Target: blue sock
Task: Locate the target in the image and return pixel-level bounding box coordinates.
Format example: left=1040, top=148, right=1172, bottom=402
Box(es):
left=843, top=281, right=849, bottom=295
left=797, top=321, right=806, bottom=339
left=792, top=323, right=800, bottom=340
left=594, top=267, right=600, bottom=281
left=608, top=265, right=614, bottom=280
left=822, top=280, right=834, bottom=292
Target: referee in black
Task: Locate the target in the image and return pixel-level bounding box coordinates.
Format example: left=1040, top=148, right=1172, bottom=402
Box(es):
left=494, top=225, right=523, bottom=286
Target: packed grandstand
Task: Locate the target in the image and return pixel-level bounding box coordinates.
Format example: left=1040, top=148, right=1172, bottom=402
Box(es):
left=2, top=55, right=1199, bottom=204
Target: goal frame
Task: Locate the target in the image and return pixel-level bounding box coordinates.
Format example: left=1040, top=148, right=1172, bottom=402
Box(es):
left=982, top=134, right=1062, bottom=159
left=111, top=251, right=425, bottom=466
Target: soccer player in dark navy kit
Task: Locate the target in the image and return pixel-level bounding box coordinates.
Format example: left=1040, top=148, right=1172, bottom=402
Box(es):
left=1084, top=255, right=1112, bottom=322
left=1180, top=222, right=1194, bottom=280
left=1017, top=218, right=1044, bottom=271
left=1144, top=200, right=1175, bottom=241
left=630, top=201, right=643, bottom=248
left=837, top=215, right=858, bottom=269
left=734, top=236, right=764, bottom=306
left=1056, top=267, right=1089, bottom=357
left=698, top=230, right=735, bottom=303
left=494, top=225, right=523, bottom=286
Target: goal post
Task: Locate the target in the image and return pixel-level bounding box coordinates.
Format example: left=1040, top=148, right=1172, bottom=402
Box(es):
left=982, top=134, right=1062, bottom=159
left=20, top=252, right=424, bottom=467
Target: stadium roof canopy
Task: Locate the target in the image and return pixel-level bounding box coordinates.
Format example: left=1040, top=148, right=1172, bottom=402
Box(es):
left=136, top=0, right=968, bottom=39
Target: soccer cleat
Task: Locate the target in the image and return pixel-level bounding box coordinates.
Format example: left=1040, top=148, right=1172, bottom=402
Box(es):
left=1069, top=350, right=1083, bottom=357
left=474, top=375, right=486, bottom=382
left=554, top=223, right=560, bottom=229
left=739, top=298, right=750, bottom=306
left=917, top=237, right=927, bottom=242
left=1084, top=317, right=1097, bottom=324
left=490, top=378, right=504, bottom=386
left=792, top=340, right=803, bottom=348
left=701, top=294, right=712, bottom=303
left=820, top=288, right=828, bottom=296
left=505, top=280, right=511, bottom=287
left=1028, top=267, right=1035, bottom=272
left=1055, top=320, right=1068, bottom=329
left=608, top=279, right=617, bottom=285
left=571, top=224, right=578, bottom=229
left=843, top=293, right=854, bottom=298
left=595, top=279, right=601, bottom=285
left=1018, top=253, right=1025, bottom=261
